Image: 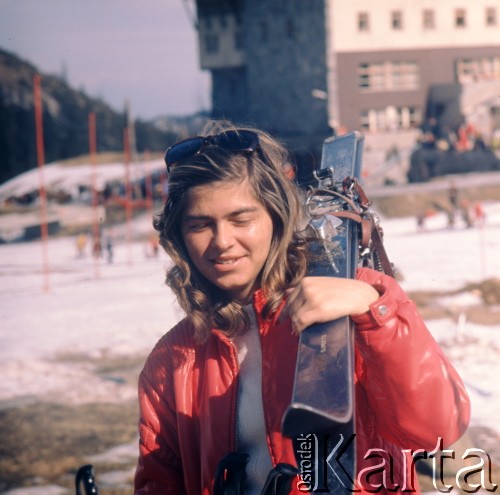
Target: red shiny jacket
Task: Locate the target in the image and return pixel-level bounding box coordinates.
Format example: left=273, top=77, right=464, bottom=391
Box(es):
left=134, top=268, right=470, bottom=494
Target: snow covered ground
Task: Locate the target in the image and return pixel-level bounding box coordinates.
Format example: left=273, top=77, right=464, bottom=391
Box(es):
left=381, top=204, right=500, bottom=439
left=0, top=159, right=166, bottom=203
left=0, top=199, right=499, bottom=493
left=0, top=231, right=182, bottom=406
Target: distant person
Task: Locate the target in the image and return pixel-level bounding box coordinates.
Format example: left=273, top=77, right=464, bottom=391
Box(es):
left=106, top=234, right=114, bottom=264
left=416, top=210, right=426, bottom=232
left=472, top=134, right=487, bottom=152
left=446, top=208, right=456, bottom=230
left=456, top=123, right=475, bottom=152
left=447, top=180, right=459, bottom=228
left=134, top=122, right=470, bottom=495
left=420, top=117, right=438, bottom=148
left=148, top=232, right=159, bottom=258
left=459, top=200, right=473, bottom=229
left=75, top=233, right=88, bottom=258
left=473, top=201, right=486, bottom=228
left=448, top=180, right=459, bottom=211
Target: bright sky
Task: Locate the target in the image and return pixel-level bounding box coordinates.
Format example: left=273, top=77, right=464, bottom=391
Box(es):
left=0, top=0, right=211, bottom=119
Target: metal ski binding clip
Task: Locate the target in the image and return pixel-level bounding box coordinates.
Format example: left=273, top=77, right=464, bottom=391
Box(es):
left=313, top=167, right=341, bottom=190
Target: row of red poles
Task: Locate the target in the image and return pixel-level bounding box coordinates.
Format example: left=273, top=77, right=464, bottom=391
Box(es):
left=33, top=74, right=50, bottom=292
left=33, top=74, right=157, bottom=292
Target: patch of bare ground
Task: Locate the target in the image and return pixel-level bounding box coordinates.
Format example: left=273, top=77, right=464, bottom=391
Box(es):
left=52, top=351, right=147, bottom=390
left=408, top=278, right=500, bottom=326
left=370, top=177, right=500, bottom=218
left=0, top=401, right=138, bottom=494
left=0, top=353, right=146, bottom=493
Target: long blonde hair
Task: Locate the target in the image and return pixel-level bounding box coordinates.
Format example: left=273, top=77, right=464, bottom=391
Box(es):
left=154, top=121, right=308, bottom=342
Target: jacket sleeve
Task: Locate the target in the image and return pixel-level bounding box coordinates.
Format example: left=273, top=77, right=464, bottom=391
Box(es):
left=352, top=267, right=470, bottom=450
left=134, top=339, right=186, bottom=495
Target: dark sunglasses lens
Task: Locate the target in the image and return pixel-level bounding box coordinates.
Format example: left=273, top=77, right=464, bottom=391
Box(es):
left=216, top=130, right=258, bottom=151
left=165, top=137, right=205, bottom=168
left=165, top=131, right=260, bottom=171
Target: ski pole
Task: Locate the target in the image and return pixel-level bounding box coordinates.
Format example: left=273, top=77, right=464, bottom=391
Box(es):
left=75, top=464, right=99, bottom=495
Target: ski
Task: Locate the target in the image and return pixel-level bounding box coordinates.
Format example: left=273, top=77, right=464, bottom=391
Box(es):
left=282, top=132, right=365, bottom=493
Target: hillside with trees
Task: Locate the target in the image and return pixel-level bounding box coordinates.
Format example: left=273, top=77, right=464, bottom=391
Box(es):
left=0, top=49, right=179, bottom=184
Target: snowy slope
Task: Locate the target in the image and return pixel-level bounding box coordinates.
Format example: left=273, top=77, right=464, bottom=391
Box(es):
left=0, top=158, right=165, bottom=202
left=0, top=181, right=499, bottom=473
left=0, top=204, right=499, bottom=435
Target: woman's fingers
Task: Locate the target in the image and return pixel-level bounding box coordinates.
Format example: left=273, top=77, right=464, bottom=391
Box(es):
left=284, top=277, right=379, bottom=334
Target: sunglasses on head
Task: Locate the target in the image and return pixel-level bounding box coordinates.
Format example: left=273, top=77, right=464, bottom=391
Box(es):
left=164, top=129, right=260, bottom=172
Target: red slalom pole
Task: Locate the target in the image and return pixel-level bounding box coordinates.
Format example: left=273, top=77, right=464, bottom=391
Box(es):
left=124, top=127, right=133, bottom=266
left=33, top=74, right=50, bottom=293
left=144, top=149, right=153, bottom=216
left=88, top=112, right=101, bottom=278
left=144, top=150, right=156, bottom=258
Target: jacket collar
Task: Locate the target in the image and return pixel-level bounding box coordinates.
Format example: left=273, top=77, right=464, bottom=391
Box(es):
left=252, top=288, right=287, bottom=334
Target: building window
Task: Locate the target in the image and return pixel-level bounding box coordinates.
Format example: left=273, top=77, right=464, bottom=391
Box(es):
left=204, top=16, right=213, bottom=31
left=455, top=9, right=467, bottom=27
left=391, top=62, right=418, bottom=89
left=360, top=106, right=421, bottom=132
left=422, top=9, right=435, bottom=29
left=391, top=11, right=403, bottom=30
left=358, top=12, right=370, bottom=31
left=359, top=110, right=371, bottom=131
left=204, top=34, right=219, bottom=54
left=402, top=107, right=421, bottom=129
left=486, top=7, right=497, bottom=26
left=359, top=63, right=385, bottom=91
left=358, top=61, right=419, bottom=92
left=219, top=15, right=227, bottom=29
left=456, top=56, right=500, bottom=82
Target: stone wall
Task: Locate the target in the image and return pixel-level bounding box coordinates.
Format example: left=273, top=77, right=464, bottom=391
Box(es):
left=200, top=0, right=331, bottom=159
left=243, top=0, right=330, bottom=137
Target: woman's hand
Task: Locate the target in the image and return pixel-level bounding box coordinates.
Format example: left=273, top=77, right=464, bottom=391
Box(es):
left=283, top=276, right=379, bottom=334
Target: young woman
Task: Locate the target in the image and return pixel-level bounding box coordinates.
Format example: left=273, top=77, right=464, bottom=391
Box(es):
left=134, top=123, right=470, bottom=495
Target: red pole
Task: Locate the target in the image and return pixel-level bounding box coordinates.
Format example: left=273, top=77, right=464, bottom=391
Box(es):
left=143, top=149, right=157, bottom=259
left=33, top=74, right=50, bottom=293
left=124, top=127, right=133, bottom=266
left=160, top=170, right=168, bottom=203
left=88, top=112, right=100, bottom=278
left=144, top=149, right=153, bottom=214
